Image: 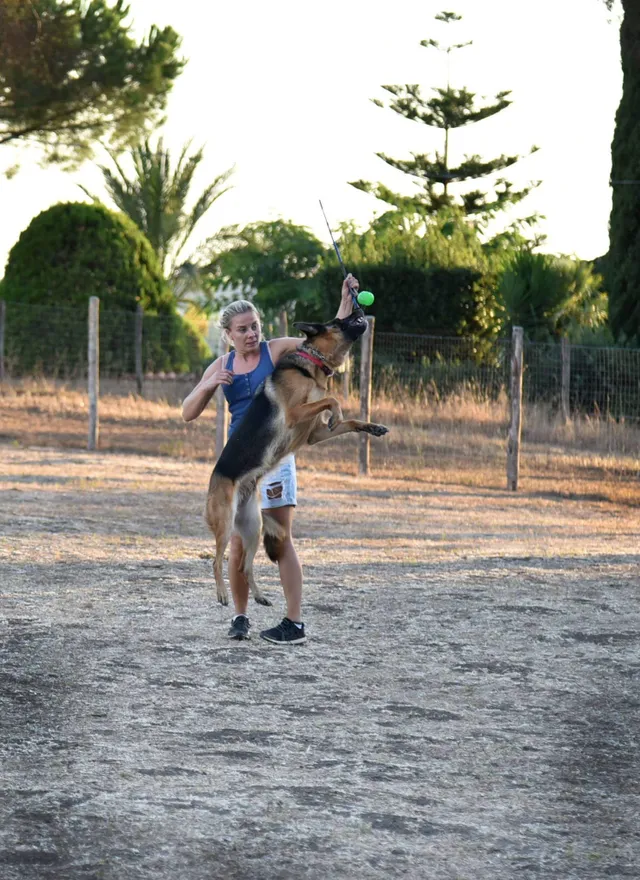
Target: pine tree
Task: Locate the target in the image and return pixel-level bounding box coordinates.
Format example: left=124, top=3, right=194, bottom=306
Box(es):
left=0, top=0, right=184, bottom=168
left=350, top=11, right=539, bottom=226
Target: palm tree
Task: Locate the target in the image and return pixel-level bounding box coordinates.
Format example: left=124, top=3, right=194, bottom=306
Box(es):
left=497, top=251, right=607, bottom=341
left=81, top=138, right=233, bottom=300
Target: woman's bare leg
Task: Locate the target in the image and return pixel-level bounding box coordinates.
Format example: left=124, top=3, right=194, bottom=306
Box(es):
left=262, top=505, right=303, bottom=622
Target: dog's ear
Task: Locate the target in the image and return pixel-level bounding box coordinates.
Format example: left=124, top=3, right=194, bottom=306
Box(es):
left=293, top=322, right=325, bottom=338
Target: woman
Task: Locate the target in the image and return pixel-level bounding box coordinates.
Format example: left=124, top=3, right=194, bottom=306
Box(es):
left=182, top=275, right=358, bottom=644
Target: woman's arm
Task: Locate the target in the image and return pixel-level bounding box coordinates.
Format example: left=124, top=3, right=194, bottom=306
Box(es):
left=181, top=355, right=233, bottom=422
left=268, top=336, right=305, bottom=363
left=268, top=274, right=361, bottom=362
left=335, top=273, right=359, bottom=319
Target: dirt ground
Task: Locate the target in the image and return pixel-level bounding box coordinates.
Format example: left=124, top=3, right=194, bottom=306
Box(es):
left=1, top=445, right=639, bottom=880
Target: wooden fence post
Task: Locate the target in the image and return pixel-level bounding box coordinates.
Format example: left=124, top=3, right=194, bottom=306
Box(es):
left=359, top=316, right=375, bottom=476
left=342, top=354, right=351, bottom=401
left=135, top=303, right=144, bottom=395
left=561, top=336, right=570, bottom=423
left=88, top=296, right=100, bottom=451
left=506, top=325, right=524, bottom=491
left=278, top=309, right=288, bottom=337
left=215, top=335, right=229, bottom=458
left=0, top=300, right=5, bottom=382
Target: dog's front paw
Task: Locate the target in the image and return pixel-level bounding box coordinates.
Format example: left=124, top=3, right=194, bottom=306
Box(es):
left=328, top=412, right=342, bottom=431
left=216, top=590, right=229, bottom=606
left=362, top=423, right=389, bottom=437
left=254, top=593, right=273, bottom=606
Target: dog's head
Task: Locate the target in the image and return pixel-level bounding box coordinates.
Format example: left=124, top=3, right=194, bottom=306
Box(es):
left=293, top=308, right=367, bottom=369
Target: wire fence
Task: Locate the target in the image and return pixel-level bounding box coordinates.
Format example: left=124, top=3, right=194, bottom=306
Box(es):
left=2, top=301, right=639, bottom=422
left=0, top=302, right=206, bottom=380
left=1, top=300, right=639, bottom=489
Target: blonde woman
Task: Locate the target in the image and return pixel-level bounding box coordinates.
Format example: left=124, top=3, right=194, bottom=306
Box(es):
left=182, top=275, right=358, bottom=643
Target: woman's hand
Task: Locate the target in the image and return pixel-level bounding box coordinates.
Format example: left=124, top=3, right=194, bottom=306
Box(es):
left=208, top=366, right=234, bottom=387
left=336, top=273, right=359, bottom=319
left=181, top=360, right=233, bottom=421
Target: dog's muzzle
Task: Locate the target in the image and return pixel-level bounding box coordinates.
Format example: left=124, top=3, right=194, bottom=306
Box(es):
left=343, top=308, right=367, bottom=341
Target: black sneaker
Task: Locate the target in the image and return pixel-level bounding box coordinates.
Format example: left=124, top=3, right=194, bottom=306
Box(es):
left=228, top=614, right=251, bottom=640
left=260, top=617, right=306, bottom=645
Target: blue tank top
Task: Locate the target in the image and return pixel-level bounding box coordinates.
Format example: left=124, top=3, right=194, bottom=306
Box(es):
left=222, top=340, right=275, bottom=435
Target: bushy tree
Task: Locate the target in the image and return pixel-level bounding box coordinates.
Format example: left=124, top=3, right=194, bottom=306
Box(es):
left=199, top=220, right=326, bottom=321
left=3, top=201, right=173, bottom=311
left=0, top=0, right=184, bottom=167
left=2, top=201, right=209, bottom=373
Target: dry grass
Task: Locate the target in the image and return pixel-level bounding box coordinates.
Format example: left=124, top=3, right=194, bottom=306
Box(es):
left=1, top=377, right=638, bottom=506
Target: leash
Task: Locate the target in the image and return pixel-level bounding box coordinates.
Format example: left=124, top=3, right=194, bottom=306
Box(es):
left=319, top=200, right=361, bottom=311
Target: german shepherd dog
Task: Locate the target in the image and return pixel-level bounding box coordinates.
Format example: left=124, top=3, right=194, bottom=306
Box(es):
left=205, top=308, right=389, bottom=606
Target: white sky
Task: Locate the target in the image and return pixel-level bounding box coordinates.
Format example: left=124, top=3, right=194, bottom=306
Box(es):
left=0, top=0, right=623, bottom=273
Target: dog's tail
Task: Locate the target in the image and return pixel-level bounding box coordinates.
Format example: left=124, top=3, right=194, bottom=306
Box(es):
left=205, top=472, right=235, bottom=605
left=262, top=512, right=287, bottom=563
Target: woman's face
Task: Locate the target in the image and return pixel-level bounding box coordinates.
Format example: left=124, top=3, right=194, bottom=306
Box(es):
left=228, top=310, right=261, bottom=353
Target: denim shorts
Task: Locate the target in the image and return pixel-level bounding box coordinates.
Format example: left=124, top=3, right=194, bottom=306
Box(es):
left=260, top=454, right=297, bottom=509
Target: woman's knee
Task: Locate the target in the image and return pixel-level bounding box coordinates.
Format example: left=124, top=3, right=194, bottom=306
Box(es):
left=263, top=505, right=294, bottom=536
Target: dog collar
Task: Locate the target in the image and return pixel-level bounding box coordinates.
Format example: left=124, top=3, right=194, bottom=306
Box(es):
left=297, top=349, right=334, bottom=377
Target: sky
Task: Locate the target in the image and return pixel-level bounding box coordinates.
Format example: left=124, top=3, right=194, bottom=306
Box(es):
left=0, top=0, right=624, bottom=274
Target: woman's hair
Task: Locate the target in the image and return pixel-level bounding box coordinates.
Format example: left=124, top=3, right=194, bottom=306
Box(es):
left=219, top=300, right=262, bottom=345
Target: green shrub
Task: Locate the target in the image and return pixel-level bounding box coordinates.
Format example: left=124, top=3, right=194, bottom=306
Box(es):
left=1, top=202, right=209, bottom=374
left=307, top=264, right=500, bottom=343
left=3, top=201, right=173, bottom=312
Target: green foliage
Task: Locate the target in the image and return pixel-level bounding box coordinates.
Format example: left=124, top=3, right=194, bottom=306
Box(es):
left=81, top=138, right=233, bottom=287
left=607, top=0, right=640, bottom=344
left=2, top=303, right=209, bottom=376
left=336, top=208, right=489, bottom=272
left=2, top=202, right=207, bottom=373
left=199, top=220, right=326, bottom=321
left=332, top=207, right=544, bottom=280
left=0, top=0, right=184, bottom=167
left=3, top=201, right=173, bottom=311
left=497, top=251, right=607, bottom=342
left=350, top=10, right=539, bottom=226
left=311, top=264, right=499, bottom=343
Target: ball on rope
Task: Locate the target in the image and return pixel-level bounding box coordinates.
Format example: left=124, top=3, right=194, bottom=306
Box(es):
left=356, top=290, right=375, bottom=307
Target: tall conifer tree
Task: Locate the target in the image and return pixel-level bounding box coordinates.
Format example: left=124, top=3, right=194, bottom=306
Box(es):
left=350, top=11, right=539, bottom=226
left=607, top=0, right=640, bottom=342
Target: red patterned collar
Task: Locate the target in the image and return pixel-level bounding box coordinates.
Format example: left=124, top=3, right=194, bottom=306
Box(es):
left=297, top=349, right=334, bottom=377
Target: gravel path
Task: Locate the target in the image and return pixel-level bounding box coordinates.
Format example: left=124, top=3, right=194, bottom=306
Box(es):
left=1, top=447, right=639, bottom=879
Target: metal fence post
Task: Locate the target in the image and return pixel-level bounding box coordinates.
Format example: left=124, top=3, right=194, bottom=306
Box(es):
left=0, top=300, right=5, bottom=382
left=135, top=303, right=144, bottom=395
left=88, top=297, right=100, bottom=451
left=215, top=335, right=229, bottom=458
left=359, top=316, right=375, bottom=476
left=561, top=336, right=570, bottom=423
left=507, top=326, right=524, bottom=491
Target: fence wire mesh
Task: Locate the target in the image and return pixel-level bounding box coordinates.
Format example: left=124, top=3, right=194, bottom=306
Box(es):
left=0, top=301, right=639, bottom=489
left=1, top=303, right=206, bottom=380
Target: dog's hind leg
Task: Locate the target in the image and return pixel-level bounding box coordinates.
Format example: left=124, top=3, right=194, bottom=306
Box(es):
left=205, top=474, right=235, bottom=606
left=234, top=486, right=272, bottom=606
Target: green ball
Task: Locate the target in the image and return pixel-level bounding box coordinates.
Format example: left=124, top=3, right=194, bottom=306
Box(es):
left=357, top=290, right=375, bottom=307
